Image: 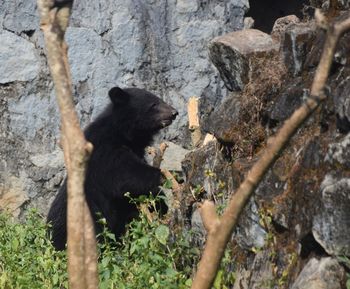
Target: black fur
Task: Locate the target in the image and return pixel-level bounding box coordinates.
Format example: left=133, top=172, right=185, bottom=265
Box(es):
left=53, top=0, right=73, bottom=8
left=47, top=87, right=178, bottom=250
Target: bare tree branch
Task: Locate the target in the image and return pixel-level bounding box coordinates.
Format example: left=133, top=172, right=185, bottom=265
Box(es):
left=200, top=201, right=220, bottom=233
left=191, top=11, right=350, bottom=289
left=188, top=97, right=202, bottom=147
left=141, top=143, right=171, bottom=222
left=84, top=202, right=99, bottom=289
left=37, top=1, right=98, bottom=288
left=161, top=169, right=182, bottom=209
left=152, top=142, right=169, bottom=169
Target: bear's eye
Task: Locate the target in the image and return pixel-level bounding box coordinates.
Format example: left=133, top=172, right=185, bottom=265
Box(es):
left=149, top=103, right=157, bottom=110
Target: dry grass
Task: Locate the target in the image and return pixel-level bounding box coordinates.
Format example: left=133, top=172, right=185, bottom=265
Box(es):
left=226, top=53, right=287, bottom=159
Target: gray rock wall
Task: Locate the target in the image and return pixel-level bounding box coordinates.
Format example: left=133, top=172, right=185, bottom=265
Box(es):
left=181, top=8, right=350, bottom=289
left=0, top=0, right=248, bottom=215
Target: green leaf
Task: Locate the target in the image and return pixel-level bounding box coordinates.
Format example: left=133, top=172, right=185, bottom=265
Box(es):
left=165, top=268, right=177, bottom=277
left=101, top=256, right=111, bottom=267
left=130, top=243, right=138, bottom=255
left=338, top=255, right=350, bottom=266
left=52, top=273, right=59, bottom=285
left=163, top=179, right=173, bottom=189
left=213, top=270, right=223, bottom=289
left=12, top=239, right=19, bottom=250
left=155, top=225, right=169, bottom=245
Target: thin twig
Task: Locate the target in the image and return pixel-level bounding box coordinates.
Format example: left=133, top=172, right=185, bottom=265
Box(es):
left=152, top=142, right=169, bottom=168
left=161, top=169, right=182, bottom=208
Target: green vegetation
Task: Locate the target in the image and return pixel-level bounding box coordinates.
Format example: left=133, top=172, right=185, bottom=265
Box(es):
left=0, top=194, right=237, bottom=289
left=0, top=210, right=68, bottom=288
left=337, top=256, right=350, bottom=289
left=97, top=195, right=199, bottom=289
left=0, top=196, right=199, bottom=289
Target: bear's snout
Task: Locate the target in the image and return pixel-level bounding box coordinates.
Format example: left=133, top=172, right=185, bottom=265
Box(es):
left=158, top=106, right=178, bottom=128
left=158, top=104, right=178, bottom=120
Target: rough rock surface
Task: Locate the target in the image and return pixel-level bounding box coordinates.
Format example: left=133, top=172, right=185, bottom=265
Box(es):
left=271, top=15, right=300, bottom=41
left=182, top=11, right=350, bottom=289
left=233, top=250, right=275, bottom=289
left=290, top=258, right=345, bottom=289
left=160, top=142, right=190, bottom=172
left=202, top=92, right=241, bottom=142
left=145, top=141, right=190, bottom=172
left=182, top=140, right=238, bottom=200
left=279, top=22, right=317, bottom=76
left=209, top=29, right=279, bottom=91
left=182, top=140, right=266, bottom=250
left=325, top=134, right=350, bottom=169
left=313, top=175, right=350, bottom=256
left=0, top=30, right=40, bottom=84
left=0, top=175, right=29, bottom=218
left=0, top=0, right=248, bottom=215
left=267, top=79, right=306, bottom=122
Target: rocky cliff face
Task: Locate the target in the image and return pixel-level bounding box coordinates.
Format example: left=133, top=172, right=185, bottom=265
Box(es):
left=1, top=0, right=350, bottom=288
left=181, top=3, right=350, bottom=288
left=0, top=0, right=248, bottom=215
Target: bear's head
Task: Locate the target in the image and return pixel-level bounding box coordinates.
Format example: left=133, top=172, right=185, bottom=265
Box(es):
left=108, top=87, right=178, bottom=142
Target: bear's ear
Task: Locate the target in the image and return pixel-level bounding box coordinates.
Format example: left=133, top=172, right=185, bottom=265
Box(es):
left=108, top=87, right=130, bottom=106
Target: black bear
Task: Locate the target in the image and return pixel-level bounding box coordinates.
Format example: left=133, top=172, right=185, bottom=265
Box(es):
left=47, top=87, right=178, bottom=250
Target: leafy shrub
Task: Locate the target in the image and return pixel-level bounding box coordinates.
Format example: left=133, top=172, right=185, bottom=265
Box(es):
left=0, top=196, right=199, bottom=289
left=0, top=211, right=67, bottom=288
left=97, top=195, right=199, bottom=289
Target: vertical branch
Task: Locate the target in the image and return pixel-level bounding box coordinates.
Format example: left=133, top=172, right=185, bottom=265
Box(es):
left=152, top=142, right=169, bottom=169
left=84, top=202, right=99, bottom=289
left=188, top=97, right=202, bottom=147
left=37, top=1, right=98, bottom=288
left=161, top=169, right=182, bottom=208
left=191, top=12, right=350, bottom=289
